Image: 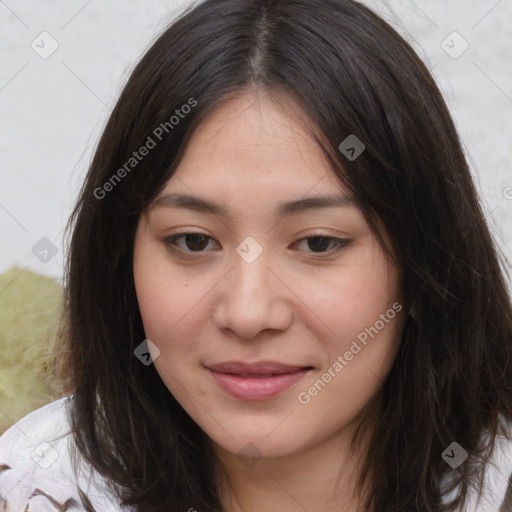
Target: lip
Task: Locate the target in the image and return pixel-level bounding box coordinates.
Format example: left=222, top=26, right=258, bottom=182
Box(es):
left=206, top=361, right=313, bottom=400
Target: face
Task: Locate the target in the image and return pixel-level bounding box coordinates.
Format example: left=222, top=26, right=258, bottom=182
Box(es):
left=133, top=91, right=404, bottom=464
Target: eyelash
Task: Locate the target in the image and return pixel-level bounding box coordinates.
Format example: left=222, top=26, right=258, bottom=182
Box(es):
left=161, top=232, right=352, bottom=257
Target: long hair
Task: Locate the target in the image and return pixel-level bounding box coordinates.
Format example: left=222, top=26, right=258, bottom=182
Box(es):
left=57, top=0, right=512, bottom=510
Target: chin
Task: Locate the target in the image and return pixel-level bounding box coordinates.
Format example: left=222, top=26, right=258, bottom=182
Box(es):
left=212, top=432, right=302, bottom=463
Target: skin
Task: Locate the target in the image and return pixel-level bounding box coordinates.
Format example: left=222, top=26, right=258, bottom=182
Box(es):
left=133, top=90, right=405, bottom=512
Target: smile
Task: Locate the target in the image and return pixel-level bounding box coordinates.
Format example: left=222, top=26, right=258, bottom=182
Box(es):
left=205, top=361, right=313, bottom=400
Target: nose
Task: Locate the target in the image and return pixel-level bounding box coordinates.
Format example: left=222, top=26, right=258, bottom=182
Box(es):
left=212, top=247, right=294, bottom=340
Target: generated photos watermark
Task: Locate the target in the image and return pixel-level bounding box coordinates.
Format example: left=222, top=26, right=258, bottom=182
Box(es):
left=297, top=301, right=403, bottom=405
left=94, top=97, right=197, bottom=200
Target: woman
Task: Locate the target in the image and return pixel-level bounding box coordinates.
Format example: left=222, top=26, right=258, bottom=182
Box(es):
left=1, top=0, right=512, bottom=510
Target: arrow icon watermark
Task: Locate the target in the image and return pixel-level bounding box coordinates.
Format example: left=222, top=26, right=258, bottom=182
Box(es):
left=134, top=339, right=161, bottom=366
left=338, top=134, right=365, bottom=161
left=441, top=441, right=468, bottom=468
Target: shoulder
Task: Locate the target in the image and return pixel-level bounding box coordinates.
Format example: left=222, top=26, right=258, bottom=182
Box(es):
left=442, top=416, right=512, bottom=511
left=0, top=396, right=132, bottom=512
left=480, top=421, right=512, bottom=512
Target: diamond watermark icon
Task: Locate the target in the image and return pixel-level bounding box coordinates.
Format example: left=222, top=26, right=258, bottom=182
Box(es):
left=236, top=236, right=263, bottom=264
left=237, top=442, right=262, bottom=467
left=31, top=442, right=59, bottom=469
left=441, top=32, right=469, bottom=59
left=338, top=134, right=365, bottom=161
left=31, top=31, right=59, bottom=59
left=134, top=339, right=161, bottom=366
left=32, top=237, right=58, bottom=263
left=442, top=441, right=468, bottom=469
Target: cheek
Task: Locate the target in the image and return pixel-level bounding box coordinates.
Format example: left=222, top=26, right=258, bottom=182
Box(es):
left=133, top=226, right=212, bottom=342
left=295, top=251, right=400, bottom=352
left=134, top=265, right=208, bottom=343
left=133, top=258, right=210, bottom=392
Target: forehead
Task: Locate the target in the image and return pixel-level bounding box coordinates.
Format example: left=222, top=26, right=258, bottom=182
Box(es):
left=161, top=91, right=345, bottom=197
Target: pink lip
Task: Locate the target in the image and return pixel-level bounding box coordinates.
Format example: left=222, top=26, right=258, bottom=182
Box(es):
left=206, top=361, right=312, bottom=400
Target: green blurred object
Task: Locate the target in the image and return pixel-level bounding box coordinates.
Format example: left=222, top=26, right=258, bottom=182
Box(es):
left=0, top=265, right=65, bottom=434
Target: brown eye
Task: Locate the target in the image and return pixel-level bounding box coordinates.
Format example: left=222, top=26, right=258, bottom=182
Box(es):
left=184, top=234, right=209, bottom=251
left=293, top=236, right=351, bottom=255
left=307, top=237, right=331, bottom=252
left=164, top=233, right=220, bottom=253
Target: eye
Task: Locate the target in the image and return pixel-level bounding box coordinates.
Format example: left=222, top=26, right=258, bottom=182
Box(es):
left=292, top=236, right=351, bottom=255
left=162, top=233, right=351, bottom=256
left=163, top=232, right=220, bottom=253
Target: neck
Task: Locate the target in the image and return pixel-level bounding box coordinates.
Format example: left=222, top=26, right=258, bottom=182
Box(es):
left=212, top=414, right=374, bottom=512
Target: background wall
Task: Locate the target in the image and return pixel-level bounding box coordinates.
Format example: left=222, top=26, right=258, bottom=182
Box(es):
left=1, top=0, right=511, bottom=283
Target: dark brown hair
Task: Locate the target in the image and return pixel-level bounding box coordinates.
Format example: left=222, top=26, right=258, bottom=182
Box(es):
left=57, top=0, right=512, bottom=510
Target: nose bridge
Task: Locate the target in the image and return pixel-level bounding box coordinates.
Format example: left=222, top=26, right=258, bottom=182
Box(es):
left=230, top=238, right=274, bottom=304
left=213, top=237, right=292, bottom=339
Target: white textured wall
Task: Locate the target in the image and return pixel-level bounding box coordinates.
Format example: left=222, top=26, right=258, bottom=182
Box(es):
left=0, top=0, right=510, bottom=283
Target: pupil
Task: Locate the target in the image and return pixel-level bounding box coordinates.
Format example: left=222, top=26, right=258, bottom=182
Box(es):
left=186, top=234, right=208, bottom=251
left=308, top=237, right=330, bottom=252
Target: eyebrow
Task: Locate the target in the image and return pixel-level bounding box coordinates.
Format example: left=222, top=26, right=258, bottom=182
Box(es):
left=149, top=192, right=357, bottom=219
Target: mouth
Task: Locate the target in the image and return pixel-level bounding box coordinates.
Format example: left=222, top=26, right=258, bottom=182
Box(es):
left=205, top=361, right=314, bottom=400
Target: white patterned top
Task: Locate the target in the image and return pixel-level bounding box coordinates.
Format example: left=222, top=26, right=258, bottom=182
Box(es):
left=0, top=396, right=132, bottom=512
left=1, top=397, right=511, bottom=511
